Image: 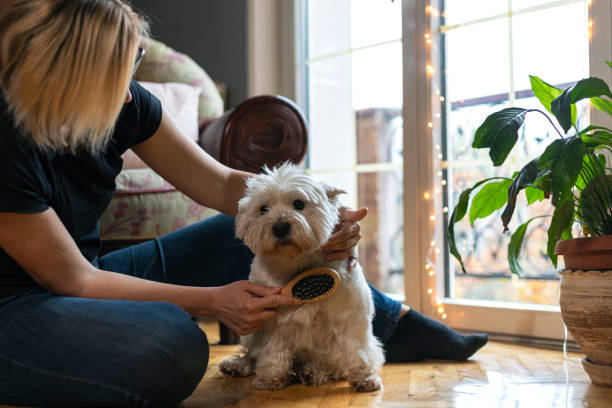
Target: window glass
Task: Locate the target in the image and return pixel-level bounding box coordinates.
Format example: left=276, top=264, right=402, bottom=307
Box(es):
left=443, top=1, right=590, bottom=305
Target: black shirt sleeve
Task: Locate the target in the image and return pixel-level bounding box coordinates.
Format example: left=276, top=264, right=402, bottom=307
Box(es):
left=0, top=155, right=49, bottom=214
left=0, top=95, right=49, bottom=214
left=112, top=81, right=163, bottom=152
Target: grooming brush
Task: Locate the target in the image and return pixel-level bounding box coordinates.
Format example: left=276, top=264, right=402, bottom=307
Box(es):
left=281, top=267, right=340, bottom=304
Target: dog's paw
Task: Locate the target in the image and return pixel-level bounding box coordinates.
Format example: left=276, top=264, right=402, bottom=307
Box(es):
left=298, top=367, right=327, bottom=386
left=349, top=374, right=382, bottom=392
left=218, top=357, right=255, bottom=378
left=252, top=375, right=289, bottom=391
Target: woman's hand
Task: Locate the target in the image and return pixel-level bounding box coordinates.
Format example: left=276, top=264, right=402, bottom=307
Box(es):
left=321, top=207, right=367, bottom=271
left=209, top=281, right=300, bottom=336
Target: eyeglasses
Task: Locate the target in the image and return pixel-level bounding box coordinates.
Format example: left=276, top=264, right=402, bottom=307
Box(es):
left=133, top=47, right=145, bottom=76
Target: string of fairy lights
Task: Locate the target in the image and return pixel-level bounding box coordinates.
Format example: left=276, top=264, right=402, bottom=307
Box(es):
left=423, top=2, right=447, bottom=320
left=419, top=0, right=593, bottom=320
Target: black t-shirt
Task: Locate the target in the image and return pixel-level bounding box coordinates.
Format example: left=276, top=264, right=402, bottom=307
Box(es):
left=0, top=81, right=162, bottom=297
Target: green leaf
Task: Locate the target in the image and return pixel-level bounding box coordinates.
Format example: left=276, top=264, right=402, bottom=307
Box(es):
left=576, top=154, right=606, bottom=190
left=469, top=179, right=513, bottom=226
left=591, top=97, right=612, bottom=118
left=508, top=216, right=549, bottom=277
left=546, top=201, right=575, bottom=267
left=500, top=158, right=545, bottom=232
left=529, top=75, right=576, bottom=125
left=571, top=77, right=612, bottom=101
left=447, top=177, right=507, bottom=273
left=581, top=132, right=612, bottom=149
left=472, top=108, right=528, bottom=166
left=526, top=186, right=545, bottom=204
left=607, top=61, right=612, bottom=70
left=578, top=125, right=612, bottom=135
left=552, top=77, right=612, bottom=133
left=529, top=76, right=562, bottom=113
left=538, top=136, right=585, bottom=205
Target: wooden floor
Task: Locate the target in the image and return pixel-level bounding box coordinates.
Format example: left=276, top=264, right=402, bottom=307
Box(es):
left=2, top=319, right=611, bottom=407
left=183, top=320, right=612, bottom=408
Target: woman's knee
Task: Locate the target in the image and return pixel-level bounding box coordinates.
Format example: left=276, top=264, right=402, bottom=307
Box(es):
left=126, top=302, right=209, bottom=406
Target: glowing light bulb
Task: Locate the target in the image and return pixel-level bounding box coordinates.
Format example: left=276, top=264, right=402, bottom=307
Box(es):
left=440, top=96, right=445, bottom=102
left=430, top=240, right=436, bottom=247
left=441, top=179, right=447, bottom=186
left=429, top=215, right=435, bottom=221
left=426, top=65, right=434, bottom=74
left=428, top=122, right=433, bottom=128
left=427, top=288, right=433, bottom=294
left=443, top=206, right=448, bottom=213
left=442, top=313, right=447, bottom=319
left=437, top=307, right=444, bottom=314
left=426, top=5, right=433, bottom=13
left=424, top=191, right=431, bottom=200
left=428, top=270, right=434, bottom=276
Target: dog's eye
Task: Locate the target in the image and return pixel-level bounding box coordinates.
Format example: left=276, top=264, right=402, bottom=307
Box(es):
left=293, top=200, right=305, bottom=211
left=260, top=205, right=269, bottom=214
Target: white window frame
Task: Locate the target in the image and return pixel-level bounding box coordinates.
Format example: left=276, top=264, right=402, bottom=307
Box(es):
left=404, top=0, right=612, bottom=340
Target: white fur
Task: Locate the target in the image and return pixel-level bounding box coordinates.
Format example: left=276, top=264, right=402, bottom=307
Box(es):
left=219, top=163, right=384, bottom=392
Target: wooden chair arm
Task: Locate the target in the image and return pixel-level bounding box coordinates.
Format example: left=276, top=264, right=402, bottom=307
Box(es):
left=199, top=95, right=308, bottom=173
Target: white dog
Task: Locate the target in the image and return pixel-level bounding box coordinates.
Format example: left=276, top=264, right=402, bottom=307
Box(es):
left=219, top=163, right=384, bottom=392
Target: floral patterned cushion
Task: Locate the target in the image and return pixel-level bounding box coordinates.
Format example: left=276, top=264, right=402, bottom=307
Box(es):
left=114, top=169, right=175, bottom=194
left=100, top=188, right=218, bottom=240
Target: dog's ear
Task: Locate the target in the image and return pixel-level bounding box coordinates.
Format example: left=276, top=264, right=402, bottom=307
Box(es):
left=234, top=197, right=250, bottom=239
left=322, top=183, right=347, bottom=201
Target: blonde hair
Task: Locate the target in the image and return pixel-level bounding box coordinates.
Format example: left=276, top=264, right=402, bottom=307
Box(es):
left=0, top=0, right=149, bottom=152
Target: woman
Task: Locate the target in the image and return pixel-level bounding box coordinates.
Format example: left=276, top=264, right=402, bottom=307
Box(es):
left=0, top=1, right=487, bottom=406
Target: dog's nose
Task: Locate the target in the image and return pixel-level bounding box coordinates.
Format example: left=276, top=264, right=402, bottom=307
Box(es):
left=272, top=222, right=291, bottom=239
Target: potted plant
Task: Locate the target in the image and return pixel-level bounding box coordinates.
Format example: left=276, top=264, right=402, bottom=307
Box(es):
left=448, top=64, right=612, bottom=386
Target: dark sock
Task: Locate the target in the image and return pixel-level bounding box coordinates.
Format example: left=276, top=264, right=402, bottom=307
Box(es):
left=384, top=308, right=488, bottom=363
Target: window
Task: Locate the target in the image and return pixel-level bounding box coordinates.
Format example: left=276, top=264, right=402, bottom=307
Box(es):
left=297, top=0, right=611, bottom=339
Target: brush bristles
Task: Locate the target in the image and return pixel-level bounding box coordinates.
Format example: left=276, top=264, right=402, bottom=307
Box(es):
left=281, top=267, right=340, bottom=304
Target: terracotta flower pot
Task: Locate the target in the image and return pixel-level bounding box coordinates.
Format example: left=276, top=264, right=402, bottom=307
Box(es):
left=556, top=235, right=612, bottom=387
left=555, top=235, right=612, bottom=270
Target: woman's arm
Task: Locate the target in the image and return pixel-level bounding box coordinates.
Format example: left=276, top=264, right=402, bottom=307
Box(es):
left=0, top=209, right=299, bottom=334
left=131, top=110, right=250, bottom=216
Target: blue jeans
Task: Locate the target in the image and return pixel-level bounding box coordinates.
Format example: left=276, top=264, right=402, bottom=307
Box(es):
left=0, top=214, right=401, bottom=407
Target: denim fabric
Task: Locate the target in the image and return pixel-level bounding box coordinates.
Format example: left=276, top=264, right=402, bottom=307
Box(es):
left=0, top=214, right=401, bottom=406
left=0, top=290, right=208, bottom=407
